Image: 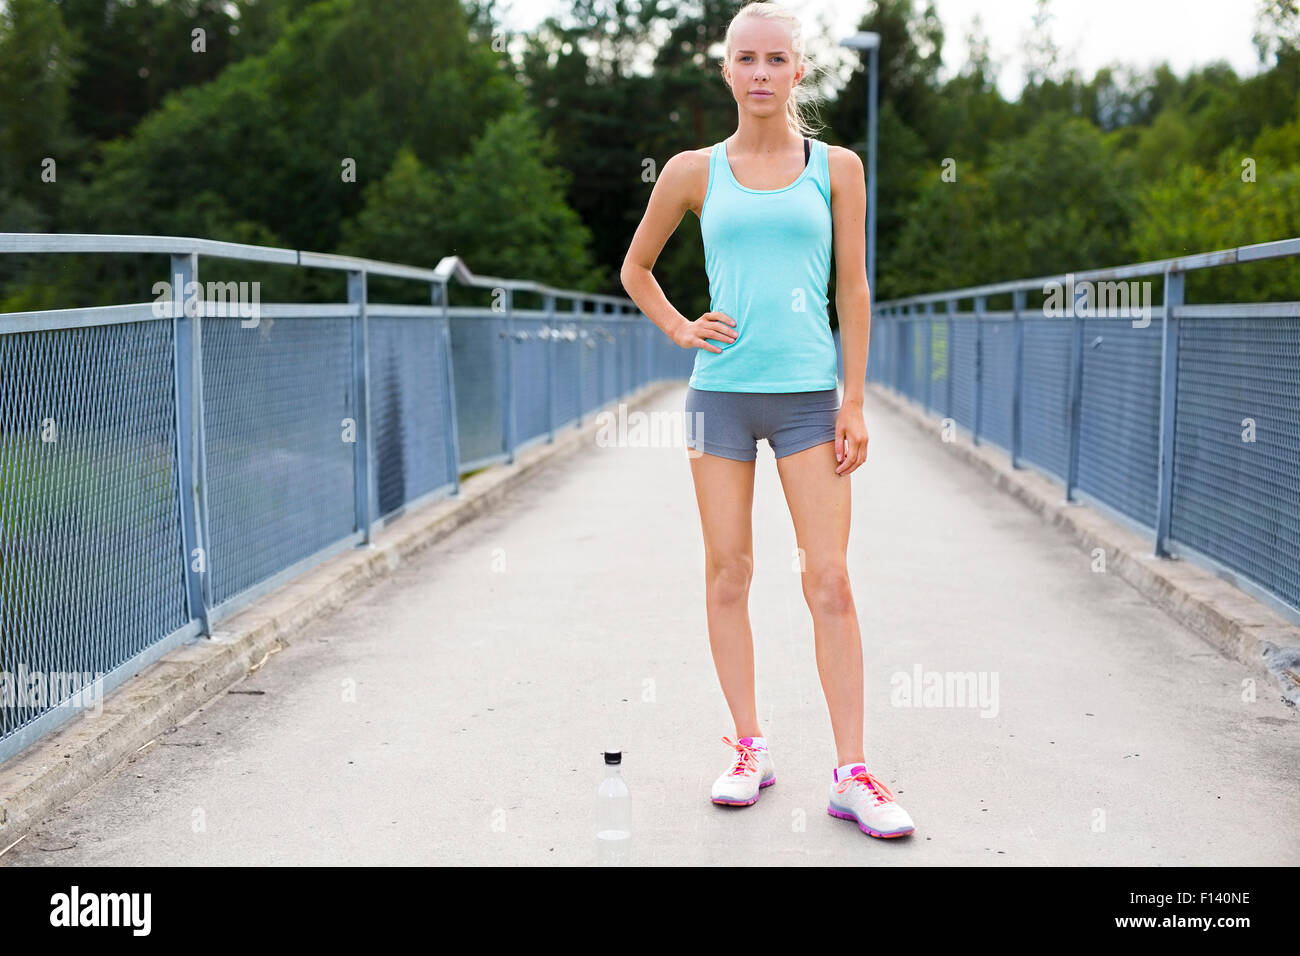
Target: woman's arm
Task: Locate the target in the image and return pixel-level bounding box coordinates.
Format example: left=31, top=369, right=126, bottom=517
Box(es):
left=620, top=151, right=736, bottom=354
left=828, top=144, right=870, bottom=474
left=828, top=145, right=870, bottom=409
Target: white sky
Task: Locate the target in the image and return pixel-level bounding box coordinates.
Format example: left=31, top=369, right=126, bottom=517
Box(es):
left=494, top=0, right=1267, bottom=100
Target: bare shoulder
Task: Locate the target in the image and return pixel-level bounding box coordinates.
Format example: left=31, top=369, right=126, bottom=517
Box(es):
left=826, top=144, right=864, bottom=190
left=660, top=146, right=713, bottom=180
left=680, top=145, right=716, bottom=163
left=659, top=146, right=714, bottom=217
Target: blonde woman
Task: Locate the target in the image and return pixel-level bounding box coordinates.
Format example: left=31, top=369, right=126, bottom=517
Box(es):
left=620, top=1, right=915, bottom=839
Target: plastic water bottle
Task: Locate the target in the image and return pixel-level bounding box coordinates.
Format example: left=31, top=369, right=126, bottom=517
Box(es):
left=596, top=750, right=632, bottom=866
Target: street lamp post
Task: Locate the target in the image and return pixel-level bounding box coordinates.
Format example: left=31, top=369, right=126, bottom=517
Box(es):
left=839, top=31, right=880, bottom=296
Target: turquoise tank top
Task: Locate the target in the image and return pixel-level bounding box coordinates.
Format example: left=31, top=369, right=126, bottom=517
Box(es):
left=689, top=136, right=838, bottom=392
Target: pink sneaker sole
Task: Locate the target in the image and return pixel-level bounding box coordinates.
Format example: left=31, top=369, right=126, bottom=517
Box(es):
left=711, top=775, right=775, bottom=806
left=827, top=804, right=915, bottom=838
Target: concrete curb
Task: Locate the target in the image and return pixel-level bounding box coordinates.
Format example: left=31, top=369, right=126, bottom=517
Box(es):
left=0, top=381, right=680, bottom=848
left=866, top=383, right=1300, bottom=688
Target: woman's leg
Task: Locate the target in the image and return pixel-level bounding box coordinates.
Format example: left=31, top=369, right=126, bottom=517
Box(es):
left=773, top=440, right=865, bottom=766
left=687, top=450, right=762, bottom=739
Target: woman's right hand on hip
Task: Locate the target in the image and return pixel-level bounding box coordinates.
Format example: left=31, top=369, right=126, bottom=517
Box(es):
left=672, top=311, right=737, bottom=353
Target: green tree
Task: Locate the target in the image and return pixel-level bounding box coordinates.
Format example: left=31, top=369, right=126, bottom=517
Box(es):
left=1131, top=101, right=1300, bottom=301
left=885, top=112, right=1137, bottom=295
left=54, top=0, right=301, bottom=146
left=57, top=0, right=521, bottom=282
left=338, top=110, right=602, bottom=292
left=0, top=0, right=82, bottom=228
left=925, top=14, right=1017, bottom=188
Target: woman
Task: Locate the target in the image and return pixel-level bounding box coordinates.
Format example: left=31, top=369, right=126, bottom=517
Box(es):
left=619, top=1, right=915, bottom=840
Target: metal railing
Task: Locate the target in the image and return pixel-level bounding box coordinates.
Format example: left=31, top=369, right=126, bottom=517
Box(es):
left=0, top=233, right=693, bottom=764
left=859, top=237, right=1300, bottom=625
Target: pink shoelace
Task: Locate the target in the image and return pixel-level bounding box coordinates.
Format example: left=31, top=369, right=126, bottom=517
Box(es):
left=847, top=768, right=896, bottom=805
left=720, top=736, right=762, bottom=776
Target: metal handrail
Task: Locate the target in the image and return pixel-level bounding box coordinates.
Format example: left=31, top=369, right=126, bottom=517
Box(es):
left=874, top=237, right=1300, bottom=309
left=0, top=233, right=634, bottom=307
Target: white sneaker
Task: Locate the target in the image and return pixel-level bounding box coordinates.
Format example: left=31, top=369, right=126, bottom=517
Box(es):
left=710, top=736, right=775, bottom=806
left=827, top=764, right=915, bottom=838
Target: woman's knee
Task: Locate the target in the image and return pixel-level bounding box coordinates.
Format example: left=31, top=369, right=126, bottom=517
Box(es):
left=705, top=554, right=753, bottom=605
left=801, top=562, right=854, bottom=616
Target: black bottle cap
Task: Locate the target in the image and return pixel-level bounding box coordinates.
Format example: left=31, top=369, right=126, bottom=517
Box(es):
left=604, top=751, right=622, bottom=765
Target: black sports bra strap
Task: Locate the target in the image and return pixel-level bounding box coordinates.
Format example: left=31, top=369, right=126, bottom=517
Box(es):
left=804, top=137, right=809, bottom=167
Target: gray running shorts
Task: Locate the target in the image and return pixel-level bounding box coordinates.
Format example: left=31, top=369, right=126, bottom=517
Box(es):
left=684, top=386, right=840, bottom=462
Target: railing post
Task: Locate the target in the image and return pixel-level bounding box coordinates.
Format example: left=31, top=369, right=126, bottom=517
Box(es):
left=610, top=303, right=618, bottom=401
left=591, top=301, right=599, bottom=405
left=889, top=308, right=897, bottom=391
left=1154, top=269, right=1184, bottom=556
left=883, top=306, right=891, bottom=386
left=612, top=304, right=621, bottom=399
left=348, top=269, right=375, bottom=542
left=634, top=305, right=644, bottom=390
left=629, top=307, right=635, bottom=394
left=945, top=299, right=956, bottom=418
left=896, top=306, right=908, bottom=393
left=545, top=293, right=557, bottom=444
left=433, top=280, right=461, bottom=495
left=573, top=296, right=584, bottom=426
left=973, top=294, right=985, bottom=446
left=882, top=307, right=891, bottom=388
left=923, top=301, right=934, bottom=413
left=619, top=306, right=628, bottom=399
left=910, top=305, right=919, bottom=399
left=1011, top=288, right=1026, bottom=468
left=1065, top=280, right=1087, bottom=502
left=501, top=286, right=517, bottom=463
left=171, top=251, right=211, bottom=635
left=633, top=306, right=641, bottom=392
left=870, top=311, right=879, bottom=382
left=601, top=302, right=611, bottom=404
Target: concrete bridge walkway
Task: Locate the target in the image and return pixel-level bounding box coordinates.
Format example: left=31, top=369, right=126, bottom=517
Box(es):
left=3, top=384, right=1296, bottom=866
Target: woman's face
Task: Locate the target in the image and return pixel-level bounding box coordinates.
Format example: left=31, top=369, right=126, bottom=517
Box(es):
left=724, top=18, right=802, bottom=119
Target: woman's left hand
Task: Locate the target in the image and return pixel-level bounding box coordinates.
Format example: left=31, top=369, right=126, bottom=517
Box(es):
left=834, top=400, right=869, bottom=476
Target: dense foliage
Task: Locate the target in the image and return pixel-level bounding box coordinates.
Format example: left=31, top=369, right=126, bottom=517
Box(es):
left=1, top=0, right=1296, bottom=315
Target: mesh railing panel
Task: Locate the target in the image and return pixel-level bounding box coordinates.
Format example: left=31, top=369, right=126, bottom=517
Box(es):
left=896, top=321, right=916, bottom=401
left=620, top=324, right=632, bottom=389
left=449, top=314, right=505, bottom=467
left=0, top=321, right=189, bottom=738
left=600, top=324, right=617, bottom=406
left=950, top=320, right=977, bottom=431
left=369, top=315, right=454, bottom=516
left=907, top=321, right=927, bottom=404
left=513, top=315, right=552, bottom=446
left=1020, top=319, right=1073, bottom=478
left=580, top=327, right=603, bottom=415
left=201, top=316, right=357, bottom=606
left=1076, top=318, right=1163, bottom=527
left=927, top=320, right=949, bottom=416
left=1170, top=312, right=1300, bottom=610
left=979, top=320, right=1016, bottom=451
left=554, top=324, right=581, bottom=427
